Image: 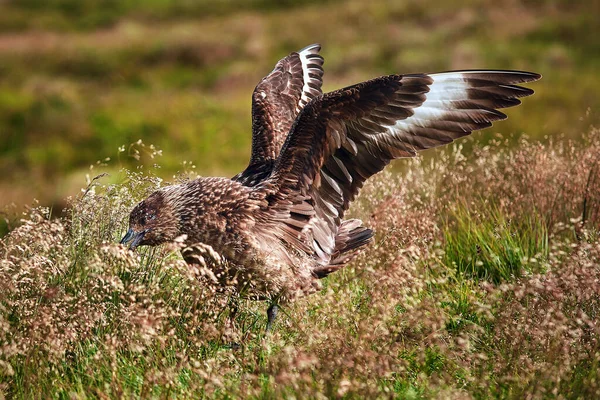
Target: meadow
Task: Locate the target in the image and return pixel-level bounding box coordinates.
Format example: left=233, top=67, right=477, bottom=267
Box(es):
left=1, top=0, right=600, bottom=398
left=2, top=130, right=600, bottom=398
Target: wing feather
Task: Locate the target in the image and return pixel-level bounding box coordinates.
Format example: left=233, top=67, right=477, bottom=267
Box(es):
left=261, top=70, right=540, bottom=263
left=234, top=44, right=324, bottom=186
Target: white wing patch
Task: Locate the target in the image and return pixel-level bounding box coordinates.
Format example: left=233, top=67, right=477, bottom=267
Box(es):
left=398, top=72, right=470, bottom=126
left=380, top=71, right=521, bottom=154
left=297, top=43, right=325, bottom=112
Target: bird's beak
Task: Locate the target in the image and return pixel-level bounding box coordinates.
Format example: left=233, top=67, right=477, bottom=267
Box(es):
left=120, top=228, right=146, bottom=250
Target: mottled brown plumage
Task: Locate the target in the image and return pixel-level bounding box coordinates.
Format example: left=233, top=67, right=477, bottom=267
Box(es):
left=121, top=44, right=540, bottom=325
left=234, top=44, right=324, bottom=186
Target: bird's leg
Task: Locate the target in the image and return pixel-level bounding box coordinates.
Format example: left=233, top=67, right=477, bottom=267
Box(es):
left=228, top=295, right=239, bottom=323
left=266, top=303, right=279, bottom=332
left=223, top=295, right=241, bottom=349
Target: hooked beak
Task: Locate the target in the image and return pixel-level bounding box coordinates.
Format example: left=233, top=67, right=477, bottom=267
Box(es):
left=120, top=228, right=146, bottom=250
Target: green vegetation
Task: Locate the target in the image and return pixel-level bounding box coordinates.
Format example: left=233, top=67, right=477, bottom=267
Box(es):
left=0, top=0, right=598, bottom=208
left=2, top=131, right=600, bottom=398
left=1, top=0, right=600, bottom=397
left=443, top=204, right=548, bottom=282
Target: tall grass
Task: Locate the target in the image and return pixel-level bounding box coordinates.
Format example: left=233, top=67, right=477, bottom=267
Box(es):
left=1, top=129, right=600, bottom=398
left=443, top=203, right=548, bottom=282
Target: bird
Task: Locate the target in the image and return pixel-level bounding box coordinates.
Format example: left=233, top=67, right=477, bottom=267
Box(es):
left=121, top=43, right=540, bottom=330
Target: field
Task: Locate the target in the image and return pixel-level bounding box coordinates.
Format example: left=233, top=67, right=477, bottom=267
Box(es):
left=1, top=0, right=600, bottom=398
left=3, top=131, right=600, bottom=398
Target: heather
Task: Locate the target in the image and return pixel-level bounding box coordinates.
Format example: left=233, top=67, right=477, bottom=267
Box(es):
left=1, top=129, right=600, bottom=398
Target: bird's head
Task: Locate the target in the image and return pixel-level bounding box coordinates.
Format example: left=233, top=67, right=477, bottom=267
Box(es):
left=120, top=190, right=180, bottom=249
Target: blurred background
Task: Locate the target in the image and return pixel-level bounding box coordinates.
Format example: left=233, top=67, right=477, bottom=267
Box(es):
left=0, top=0, right=598, bottom=214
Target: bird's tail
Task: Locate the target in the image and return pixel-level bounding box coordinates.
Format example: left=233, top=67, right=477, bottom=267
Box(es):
left=312, top=219, right=373, bottom=279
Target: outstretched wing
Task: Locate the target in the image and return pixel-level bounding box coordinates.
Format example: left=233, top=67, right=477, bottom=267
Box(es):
left=263, top=70, right=541, bottom=262
left=234, top=44, right=324, bottom=186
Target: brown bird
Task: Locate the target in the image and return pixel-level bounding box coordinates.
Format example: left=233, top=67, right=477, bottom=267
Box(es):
left=121, top=44, right=540, bottom=329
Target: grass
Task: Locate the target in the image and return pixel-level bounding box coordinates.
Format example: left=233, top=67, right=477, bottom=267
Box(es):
left=443, top=203, right=548, bottom=282
left=2, top=129, right=600, bottom=398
